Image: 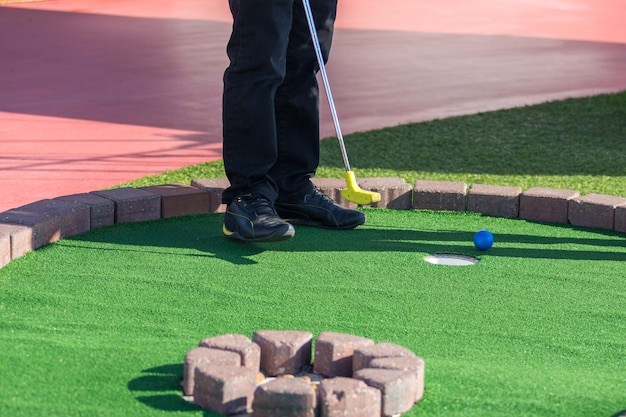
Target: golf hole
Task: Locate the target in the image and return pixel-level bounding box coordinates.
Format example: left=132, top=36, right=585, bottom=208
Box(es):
left=424, top=253, right=479, bottom=266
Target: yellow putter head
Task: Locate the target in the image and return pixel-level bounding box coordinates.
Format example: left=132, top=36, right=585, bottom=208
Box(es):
left=341, top=171, right=381, bottom=205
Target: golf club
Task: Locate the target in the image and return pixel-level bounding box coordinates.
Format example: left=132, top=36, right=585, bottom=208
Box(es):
left=301, top=0, right=381, bottom=205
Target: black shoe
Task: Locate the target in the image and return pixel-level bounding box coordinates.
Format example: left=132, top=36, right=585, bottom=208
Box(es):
left=223, top=194, right=295, bottom=242
left=275, top=188, right=366, bottom=229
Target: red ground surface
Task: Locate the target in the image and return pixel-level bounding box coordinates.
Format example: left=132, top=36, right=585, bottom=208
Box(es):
left=1, top=0, right=625, bottom=212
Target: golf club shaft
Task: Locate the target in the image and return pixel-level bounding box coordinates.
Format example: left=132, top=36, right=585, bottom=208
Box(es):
left=301, top=0, right=351, bottom=172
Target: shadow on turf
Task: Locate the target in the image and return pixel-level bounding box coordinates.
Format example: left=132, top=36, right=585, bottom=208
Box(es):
left=128, top=363, right=222, bottom=415
left=65, top=214, right=626, bottom=265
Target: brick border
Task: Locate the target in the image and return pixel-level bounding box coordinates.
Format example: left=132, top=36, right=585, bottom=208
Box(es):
left=185, top=331, right=424, bottom=417
left=1, top=178, right=625, bottom=269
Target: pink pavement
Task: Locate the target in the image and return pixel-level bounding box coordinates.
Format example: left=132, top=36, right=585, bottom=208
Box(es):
left=1, top=0, right=625, bottom=212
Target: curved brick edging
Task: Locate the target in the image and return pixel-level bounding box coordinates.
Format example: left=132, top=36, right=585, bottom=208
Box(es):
left=183, top=331, right=425, bottom=417
left=1, top=177, right=625, bottom=269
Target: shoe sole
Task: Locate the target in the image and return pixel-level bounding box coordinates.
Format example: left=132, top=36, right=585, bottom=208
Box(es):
left=223, top=224, right=294, bottom=242
left=281, top=217, right=365, bottom=230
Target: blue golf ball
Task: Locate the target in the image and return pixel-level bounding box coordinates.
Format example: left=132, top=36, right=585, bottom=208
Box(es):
left=473, top=230, right=494, bottom=250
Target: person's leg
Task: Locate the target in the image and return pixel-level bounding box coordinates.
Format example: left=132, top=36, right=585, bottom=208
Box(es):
left=272, top=0, right=366, bottom=230
left=221, top=0, right=296, bottom=242
left=221, top=0, right=294, bottom=204
left=271, top=0, right=338, bottom=199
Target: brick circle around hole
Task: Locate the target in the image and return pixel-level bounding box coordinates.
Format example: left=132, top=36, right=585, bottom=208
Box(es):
left=183, top=330, right=425, bottom=417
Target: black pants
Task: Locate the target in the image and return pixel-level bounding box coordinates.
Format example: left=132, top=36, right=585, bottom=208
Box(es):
left=221, top=0, right=338, bottom=204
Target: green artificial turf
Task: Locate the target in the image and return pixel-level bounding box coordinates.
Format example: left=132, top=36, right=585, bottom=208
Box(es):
left=114, top=91, right=626, bottom=198
left=1, top=209, right=625, bottom=417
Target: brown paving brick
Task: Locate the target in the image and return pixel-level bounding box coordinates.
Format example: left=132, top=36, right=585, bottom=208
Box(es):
left=252, top=377, right=316, bottom=417
left=0, top=199, right=90, bottom=248
left=615, top=205, right=626, bottom=234
left=568, top=193, right=626, bottom=230
left=55, top=192, right=115, bottom=229
left=199, top=333, right=261, bottom=371
left=467, top=184, right=522, bottom=218
left=51, top=200, right=91, bottom=237
left=413, top=180, right=467, bottom=211
left=313, top=332, right=375, bottom=377
left=191, top=178, right=230, bottom=213
left=252, top=330, right=313, bottom=376
left=318, top=377, right=382, bottom=417
left=353, top=342, right=417, bottom=373
left=519, top=187, right=579, bottom=224
left=357, top=177, right=412, bottom=209
left=370, top=356, right=425, bottom=403
left=0, top=223, right=33, bottom=260
left=353, top=368, right=416, bottom=417
left=0, top=231, right=10, bottom=268
left=183, top=347, right=241, bottom=396
left=91, top=187, right=161, bottom=223
left=140, top=184, right=210, bottom=218
left=193, top=364, right=256, bottom=415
